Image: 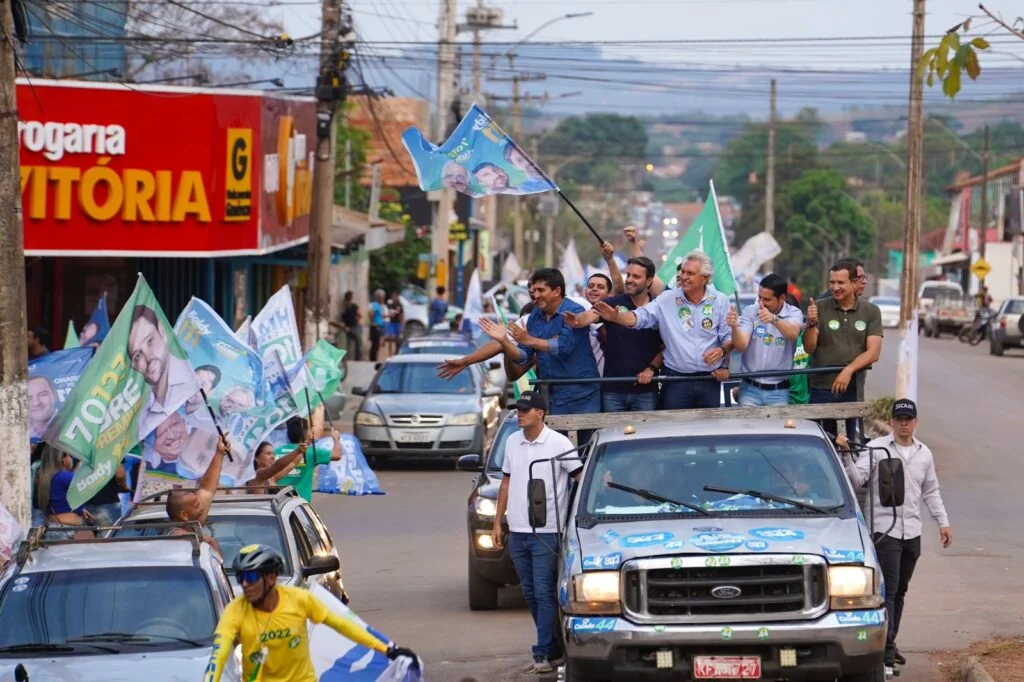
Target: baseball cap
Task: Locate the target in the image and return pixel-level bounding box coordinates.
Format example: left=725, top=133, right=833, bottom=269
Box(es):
left=892, top=398, right=917, bottom=419
left=514, top=390, right=548, bottom=412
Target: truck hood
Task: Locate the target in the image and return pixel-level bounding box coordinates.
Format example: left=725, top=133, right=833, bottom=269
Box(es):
left=0, top=648, right=239, bottom=682
left=574, top=515, right=868, bottom=569
left=362, top=394, right=480, bottom=416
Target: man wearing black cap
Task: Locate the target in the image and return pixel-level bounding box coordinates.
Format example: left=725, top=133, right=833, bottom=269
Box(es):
left=492, top=391, right=582, bottom=675
left=841, top=398, right=951, bottom=669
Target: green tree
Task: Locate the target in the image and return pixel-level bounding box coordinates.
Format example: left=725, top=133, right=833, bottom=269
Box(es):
left=539, top=114, right=648, bottom=188
left=369, top=201, right=429, bottom=295
left=774, top=169, right=875, bottom=293
left=334, top=102, right=373, bottom=210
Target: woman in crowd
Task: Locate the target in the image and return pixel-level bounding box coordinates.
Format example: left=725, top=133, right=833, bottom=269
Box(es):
left=34, top=444, right=94, bottom=538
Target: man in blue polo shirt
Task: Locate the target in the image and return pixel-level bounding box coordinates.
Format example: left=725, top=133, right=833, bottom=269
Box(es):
left=480, top=268, right=600, bottom=435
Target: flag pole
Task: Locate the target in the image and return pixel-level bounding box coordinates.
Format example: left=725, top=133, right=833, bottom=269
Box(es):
left=199, top=388, right=233, bottom=461
left=316, top=390, right=333, bottom=429
left=555, top=190, right=603, bottom=245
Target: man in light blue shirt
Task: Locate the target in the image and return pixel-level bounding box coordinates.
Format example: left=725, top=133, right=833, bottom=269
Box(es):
left=593, top=251, right=732, bottom=409
left=727, top=273, right=804, bottom=407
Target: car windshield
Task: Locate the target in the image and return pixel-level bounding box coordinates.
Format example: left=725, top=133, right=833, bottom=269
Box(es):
left=112, top=515, right=291, bottom=576
left=1004, top=300, right=1024, bottom=315
left=374, top=362, right=474, bottom=395
left=401, top=286, right=429, bottom=305
left=0, top=567, right=216, bottom=652
left=583, top=434, right=847, bottom=517
left=921, top=285, right=958, bottom=300
left=401, top=343, right=474, bottom=356
left=872, top=297, right=900, bottom=306
left=486, top=416, right=520, bottom=472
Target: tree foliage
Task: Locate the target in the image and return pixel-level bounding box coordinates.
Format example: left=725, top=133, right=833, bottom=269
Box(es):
left=369, top=205, right=428, bottom=295
left=539, top=114, right=648, bottom=188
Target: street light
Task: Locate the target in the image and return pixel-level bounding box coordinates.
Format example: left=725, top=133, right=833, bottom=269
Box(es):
left=503, top=12, right=594, bottom=60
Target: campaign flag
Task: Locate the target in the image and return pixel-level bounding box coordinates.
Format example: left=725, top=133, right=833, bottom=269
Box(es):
left=47, top=275, right=201, bottom=509
left=402, top=104, right=557, bottom=199
left=254, top=285, right=304, bottom=370
left=299, top=340, right=347, bottom=410
left=309, top=583, right=423, bottom=681
left=501, top=252, right=523, bottom=284
left=79, top=293, right=111, bottom=346
left=63, top=321, right=80, bottom=350
left=560, top=238, right=586, bottom=296
left=731, top=232, right=782, bottom=284
left=463, top=269, right=484, bottom=329
left=28, top=347, right=94, bottom=444
left=656, top=180, right=738, bottom=296
left=236, top=315, right=257, bottom=350
left=315, top=434, right=384, bottom=496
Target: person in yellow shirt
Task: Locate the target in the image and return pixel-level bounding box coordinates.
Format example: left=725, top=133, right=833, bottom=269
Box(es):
left=204, top=544, right=419, bottom=682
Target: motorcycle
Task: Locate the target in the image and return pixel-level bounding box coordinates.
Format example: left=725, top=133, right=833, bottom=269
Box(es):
left=958, top=307, right=996, bottom=346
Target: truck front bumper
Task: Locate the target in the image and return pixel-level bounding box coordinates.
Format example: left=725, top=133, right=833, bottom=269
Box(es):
left=563, top=609, right=886, bottom=681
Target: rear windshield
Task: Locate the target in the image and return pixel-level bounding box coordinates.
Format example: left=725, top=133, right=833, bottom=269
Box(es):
left=1004, top=300, right=1024, bottom=315
left=0, top=566, right=216, bottom=653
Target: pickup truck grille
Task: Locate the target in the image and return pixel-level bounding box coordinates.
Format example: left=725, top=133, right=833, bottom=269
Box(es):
left=622, top=557, right=827, bottom=624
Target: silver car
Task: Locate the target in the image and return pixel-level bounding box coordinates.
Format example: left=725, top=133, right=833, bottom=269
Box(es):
left=353, top=354, right=502, bottom=460
left=990, top=297, right=1024, bottom=356
left=0, top=526, right=241, bottom=681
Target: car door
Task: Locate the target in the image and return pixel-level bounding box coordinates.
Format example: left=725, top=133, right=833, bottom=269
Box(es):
left=302, top=504, right=348, bottom=602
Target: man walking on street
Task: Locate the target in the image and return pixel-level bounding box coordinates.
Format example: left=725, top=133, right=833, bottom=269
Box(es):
left=840, top=399, right=952, bottom=668
left=492, top=391, right=581, bottom=675
left=369, top=289, right=386, bottom=361
left=341, top=291, right=363, bottom=361
left=592, top=251, right=732, bottom=409
left=805, top=261, right=882, bottom=440
left=727, top=274, right=804, bottom=406
left=429, top=286, right=449, bottom=329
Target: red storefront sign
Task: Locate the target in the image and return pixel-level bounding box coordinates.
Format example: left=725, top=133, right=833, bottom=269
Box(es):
left=17, top=79, right=316, bottom=257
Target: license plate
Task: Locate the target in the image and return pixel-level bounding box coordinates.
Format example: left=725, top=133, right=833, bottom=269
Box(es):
left=693, top=656, right=761, bottom=679
left=394, top=430, right=433, bottom=444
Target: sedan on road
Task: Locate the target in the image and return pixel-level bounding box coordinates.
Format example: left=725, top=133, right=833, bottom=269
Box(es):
left=991, top=296, right=1024, bottom=356
left=870, top=295, right=901, bottom=328
left=353, top=354, right=502, bottom=460
left=399, top=333, right=508, bottom=405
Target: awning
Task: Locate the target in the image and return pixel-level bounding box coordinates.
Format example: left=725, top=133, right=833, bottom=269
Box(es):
left=929, top=252, right=969, bottom=267
left=331, top=206, right=404, bottom=250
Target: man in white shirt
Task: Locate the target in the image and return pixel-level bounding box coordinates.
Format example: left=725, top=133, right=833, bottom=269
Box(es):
left=842, top=399, right=952, bottom=669
left=492, top=390, right=582, bottom=675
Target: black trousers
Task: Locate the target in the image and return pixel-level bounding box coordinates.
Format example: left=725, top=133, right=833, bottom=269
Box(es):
left=369, top=325, right=384, bottom=361
left=873, top=534, right=922, bottom=652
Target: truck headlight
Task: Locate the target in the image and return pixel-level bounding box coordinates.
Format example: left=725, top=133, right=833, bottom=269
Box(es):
left=574, top=571, right=620, bottom=604
left=449, top=412, right=480, bottom=426
left=474, top=497, right=498, bottom=517
left=355, top=412, right=383, bottom=426
left=829, top=566, right=882, bottom=609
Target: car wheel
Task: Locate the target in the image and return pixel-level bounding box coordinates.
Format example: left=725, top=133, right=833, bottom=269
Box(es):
left=564, top=657, right=605, bottom=682
left=468, top=555, right=499, bottom=611
left=403, top=321, right=425, bottom=339
left=839, top=658, right=886, bottom=682
left=991, top=338, right=1005, bottom=356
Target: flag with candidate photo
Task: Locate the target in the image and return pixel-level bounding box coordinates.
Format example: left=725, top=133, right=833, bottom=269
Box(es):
left=47, top=275, right=200, bottom=508
left=28, top=347, right=95, bottom=444
left=402, top=104, right=557, bottom=198
left=79, top=293, right=111, bottom=346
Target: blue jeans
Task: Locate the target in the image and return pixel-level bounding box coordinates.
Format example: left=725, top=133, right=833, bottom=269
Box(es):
left=809, top=385, right=861, bottom=441
left=601, top=390, right=658, bottom=413
left=660, top=370, right=721, bottom=410
left=508, top=532, right=561, bottom=660
left=737, top=382, right=790, bottom=407
left=550, top=390, right=600, bottom=446
left=84, top=502, right=122, bottom=528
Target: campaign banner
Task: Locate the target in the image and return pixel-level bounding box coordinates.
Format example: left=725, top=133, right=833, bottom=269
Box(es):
left=315, top=433, right=384, bottom=496
left=79, top=293, right=111, bottom=346
left=402, top=104, right=557, bottom=199
left=253, top=285, right=304, bottom=369
left=133, top=461, right=198, bottom=502
left=28, top=347, right=94, bottom=443
left=47, top=275, right=200, bottom=508
left=175, top=297, right=266, bottom=417
left=309, top=583, right=422, bottom=681
left=287, top=340, right=346, bottom=415
left=63, top=320, right=79, bottom=350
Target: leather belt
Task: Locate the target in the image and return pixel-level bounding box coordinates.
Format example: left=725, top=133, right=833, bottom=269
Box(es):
left=742, top=377, right=791, bottom=391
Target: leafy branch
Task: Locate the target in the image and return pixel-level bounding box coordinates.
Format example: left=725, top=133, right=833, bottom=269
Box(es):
left=918, top=16, right=990, bottom=98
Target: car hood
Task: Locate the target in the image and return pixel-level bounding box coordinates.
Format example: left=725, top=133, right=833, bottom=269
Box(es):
left=574, top=515, right=868, bottom=566
left=0, top=648, right=239, bottom=682
left=362, top=394, right=480, bottom=416
left=476, top=471, right=504, bottom=498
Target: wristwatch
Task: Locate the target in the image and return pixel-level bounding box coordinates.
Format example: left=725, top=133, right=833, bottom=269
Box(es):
left=646, top=363, right=659, bottom=374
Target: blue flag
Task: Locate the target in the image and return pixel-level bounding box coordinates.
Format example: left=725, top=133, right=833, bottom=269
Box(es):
left=28, top=347, right=95, bottom=444
left=315, top=434, right=384, bottom=496
left=402, top=104, right=557, bottom=198
left=79, top=293, right=110, bottom=346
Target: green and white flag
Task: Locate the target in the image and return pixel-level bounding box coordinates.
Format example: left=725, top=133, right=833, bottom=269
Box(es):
left=48, top=275, right=200, bottom=508
left=63, top=320, right=80, bottom=350
left=492, top=295, right=534, bottom=399
left=657, top=180, right=738, bottom=296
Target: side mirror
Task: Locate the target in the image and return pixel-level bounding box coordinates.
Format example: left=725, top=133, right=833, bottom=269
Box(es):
left=301, top=554, right=341, bottom=578
left=528, top=478, right=547, bottom=529
left=488, top=360, right=501, bottom=370
left=456, top=454, right=482, bottom=472
left=878, top=458, right=905, bottom=508
left=352, top=386, right=367, bottom=396
left=374, top=362, right=382, bottom=371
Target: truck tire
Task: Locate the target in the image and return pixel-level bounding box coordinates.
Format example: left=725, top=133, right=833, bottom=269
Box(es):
left=990, top=337, right=1005, bottom=356
left=839, top=663, right=886, bottom=682
left=468, top=556, right=499, bottom=611
left=563, top=658, right=604, bottom=682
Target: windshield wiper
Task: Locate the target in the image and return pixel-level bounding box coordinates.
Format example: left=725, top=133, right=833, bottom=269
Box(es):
left=702, top=485, right=831, bottom=513
left=607, top=480, right=711, bottom=516
left=0, top=642, right=117, bottom=654
left=67, top=633, right=206, bottom=647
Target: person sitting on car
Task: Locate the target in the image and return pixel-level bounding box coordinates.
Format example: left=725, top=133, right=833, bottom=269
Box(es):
left=165, top=434, right=231, bottom=556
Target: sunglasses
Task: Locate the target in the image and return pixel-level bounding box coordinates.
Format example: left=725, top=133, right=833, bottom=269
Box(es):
left=236, top=570, right=264, bottom=585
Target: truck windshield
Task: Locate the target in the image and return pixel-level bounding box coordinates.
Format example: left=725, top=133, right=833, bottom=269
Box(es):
left=0, top=566, right=216, bottom=653
left=583, top=434, right=847, bottom=517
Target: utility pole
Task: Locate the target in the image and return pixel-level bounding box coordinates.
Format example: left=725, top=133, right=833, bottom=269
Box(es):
left=0, top=0, right=30, bottom=530
left=896, top=0, right=926, bottom=403
left=763, top=78, right=777, bottom=273
left=979, top=124, right=990, bottom=266
left=431, top=0, right=458, bottom=299
left=305, top=0, right=348, bottom=349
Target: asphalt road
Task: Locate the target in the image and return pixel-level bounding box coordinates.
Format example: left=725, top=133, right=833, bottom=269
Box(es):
left=314, top=334, right=1024, bottom=681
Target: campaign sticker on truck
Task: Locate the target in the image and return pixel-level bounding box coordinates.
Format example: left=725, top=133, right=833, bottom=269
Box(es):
left=822, top=546, right=866, bottom=564
left=745, top=540, right=770, bottom=552
left=749, top=527, right=805, bottom=541
left=664, top=540, right=685, bottom=550
left=570, top=617, right=617, bottom=633
left=836, top=610, right=883, bottom=626
left=583, top=553, right=622, bottom=570
left=690, top=532, right=747, bottom=552
left=620, top=532, right=673, bottom=548
left=600, top=530, right=620, bottom=545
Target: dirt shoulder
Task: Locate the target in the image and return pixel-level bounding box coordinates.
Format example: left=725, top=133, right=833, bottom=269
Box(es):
left=933, top=636, right=1024, bottom=681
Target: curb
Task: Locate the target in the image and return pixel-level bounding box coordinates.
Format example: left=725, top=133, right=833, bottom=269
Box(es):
left=963, top=656, right=996, bottom=682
